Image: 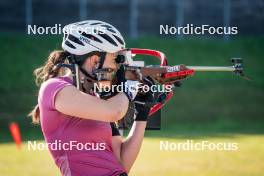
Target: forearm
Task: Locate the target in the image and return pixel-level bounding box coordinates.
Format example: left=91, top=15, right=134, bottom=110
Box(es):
left=120, top=121, right=147, bottom=172
left=55, top=87, right=129, bottom=122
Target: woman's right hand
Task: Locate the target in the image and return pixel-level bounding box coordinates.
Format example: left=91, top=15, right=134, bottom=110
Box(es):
left=133, top=76, right=156, bottom=121
left=115, top=65, right=139, bottom=101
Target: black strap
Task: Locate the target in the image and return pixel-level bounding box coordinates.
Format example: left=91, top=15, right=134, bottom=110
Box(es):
left=98, top=52, right=107, bottom=69
left=65, top=52, right=106, bottom=84
left=110, top=122, right=120, bottom=136
left=79, top=66, right=97, bottom=81
left=75, top=52, right=106, bottom=80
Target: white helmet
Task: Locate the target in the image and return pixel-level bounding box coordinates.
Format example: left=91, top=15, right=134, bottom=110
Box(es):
left=62, top=20, right=126, bottom=55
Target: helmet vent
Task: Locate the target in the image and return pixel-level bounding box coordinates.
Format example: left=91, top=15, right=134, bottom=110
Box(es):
left=65, top=40, right=76, bottom=49
left=96, top=32, right=118, bottom=46
left=63, top=33, right=69, bottom=40
left=112, top=34, right=124, bottom=45
left=79, top=31, right=103, bottom=43
left=90, top=22, right=102, bottom=25
left=77, top=21, right=89, bottom=26
left=101, top=24, right=116, bottom=33
left=68, top=34, right=84, bottom=46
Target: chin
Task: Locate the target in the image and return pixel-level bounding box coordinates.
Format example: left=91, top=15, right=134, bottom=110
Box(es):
left=98, top=80, right=112, bottom=87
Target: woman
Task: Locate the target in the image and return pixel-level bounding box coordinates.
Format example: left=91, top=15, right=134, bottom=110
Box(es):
left=29, top=20, right=154, bottom=176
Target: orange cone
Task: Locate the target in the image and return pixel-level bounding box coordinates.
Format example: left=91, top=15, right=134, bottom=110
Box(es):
left=9, top=122, right=22, bottom=149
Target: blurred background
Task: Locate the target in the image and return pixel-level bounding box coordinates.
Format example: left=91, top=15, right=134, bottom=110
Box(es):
left=0, top=0, right=263, bottom=175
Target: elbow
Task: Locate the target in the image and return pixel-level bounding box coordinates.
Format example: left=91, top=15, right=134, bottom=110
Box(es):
left=110, top=109, right=124, bottom=122
left=106, top=95, right=128, bottom=122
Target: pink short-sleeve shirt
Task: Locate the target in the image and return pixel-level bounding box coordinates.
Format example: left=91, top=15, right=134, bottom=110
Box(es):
left=38, top=76, right=126, bottom=176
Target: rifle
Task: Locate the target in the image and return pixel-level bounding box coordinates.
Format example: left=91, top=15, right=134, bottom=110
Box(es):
left=118, top=48, right=249, bottom=116
left=57, top=48, right=248, bottom=117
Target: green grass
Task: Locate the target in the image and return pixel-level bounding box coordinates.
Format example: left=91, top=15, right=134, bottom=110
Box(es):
left=0, top=141, right=60, bottom=176
left=0, top=35, right=263, bottom=174
left=132, top=135, right=264, bottom=176
left=0, top=35, right=263, bottom=135
left=1, top=134, right=264, bottom=176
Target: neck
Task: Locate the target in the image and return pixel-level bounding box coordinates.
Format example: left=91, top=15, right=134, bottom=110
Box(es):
left=65, top=69, right=87, bottom=82
left=65, top=70, right=73, bottom=81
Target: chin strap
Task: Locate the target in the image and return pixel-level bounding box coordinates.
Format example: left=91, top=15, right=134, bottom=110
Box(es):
left=57, top=52, right=108, bottom=92
left=79, top=67, right=97, bottom=82
left=77, top=52, right=107, bottom=79
left=68, top=52, right=107, bottom=81
left=97, top=52, right=106, bottom=70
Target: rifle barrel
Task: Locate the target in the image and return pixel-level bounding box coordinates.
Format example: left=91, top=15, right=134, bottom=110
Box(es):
left=187, top=66, right=235, bottom=72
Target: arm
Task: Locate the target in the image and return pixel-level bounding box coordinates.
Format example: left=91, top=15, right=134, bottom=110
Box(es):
left=112, top=121, right=147, bottom=172
left=112, top=76, right=155, bottom=172
left=55, top=86, right=129, bottom=122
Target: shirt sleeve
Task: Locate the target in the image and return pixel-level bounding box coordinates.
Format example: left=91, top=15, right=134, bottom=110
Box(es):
left=38, top=77, right=73, bottom=110
left=110, top=122, right=121, bottom=136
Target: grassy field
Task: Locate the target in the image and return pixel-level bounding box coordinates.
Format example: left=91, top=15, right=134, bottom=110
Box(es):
left=0, top=35, right=263, bottom=175
left=0, top=35, right=263, bottom=138
left=133, top=135, right=264, bottom=176
left=1, top=134, right=264, bottom=176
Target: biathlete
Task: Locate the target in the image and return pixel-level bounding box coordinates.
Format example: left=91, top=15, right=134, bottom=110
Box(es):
left=29, top=20, right=155, bottom=176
